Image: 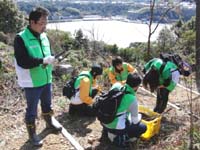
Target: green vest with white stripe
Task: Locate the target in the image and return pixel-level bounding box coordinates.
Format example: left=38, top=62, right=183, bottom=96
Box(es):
left=15, top=27, right=52, bottom=87
left=105, top=83, right=136, bottom=129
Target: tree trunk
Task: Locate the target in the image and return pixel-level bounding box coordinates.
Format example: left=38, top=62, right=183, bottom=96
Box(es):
left=147, top=0, right=172, bottom=60
left=147, top=0, right=155, bottom=60
left=196, top=0, right=200, bottom=92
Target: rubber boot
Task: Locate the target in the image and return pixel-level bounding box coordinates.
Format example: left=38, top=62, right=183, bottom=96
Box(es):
left=26, top=123, right=43, bottom=147
left=129, top=138, right=139, bottom=150
left=43, top=113, right=62, bottom=132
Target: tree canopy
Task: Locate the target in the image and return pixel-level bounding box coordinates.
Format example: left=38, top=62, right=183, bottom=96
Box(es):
left=0, top=0, right=26, bottom=34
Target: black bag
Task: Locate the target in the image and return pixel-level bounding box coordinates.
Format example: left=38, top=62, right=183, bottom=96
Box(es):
left=63, top=74, right=90, bottom=99
left=93, top=88, right=129, bottom=124
left=159, top=53, right=191, bottom=76
left=160, top=53, right=182, bottom=68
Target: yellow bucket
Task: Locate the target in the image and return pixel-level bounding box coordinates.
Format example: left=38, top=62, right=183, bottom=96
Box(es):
left=139, top=105, right=162, bottom=140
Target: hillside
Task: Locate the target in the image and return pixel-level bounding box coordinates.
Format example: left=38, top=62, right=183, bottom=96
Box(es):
left=0, top=43, right=200, bottom=150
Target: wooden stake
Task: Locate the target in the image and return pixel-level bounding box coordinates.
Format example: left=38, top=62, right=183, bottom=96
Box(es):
left=177, top=83, right=200, bottom=96
left=52, top=118, right=84, bottom=150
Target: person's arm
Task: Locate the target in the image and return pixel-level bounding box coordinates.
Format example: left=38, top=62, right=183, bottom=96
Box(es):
left=127, top=63, right=137, bottom=73
left=14, top=35, right=43, bottom=69
left=79, top=77, right=93, bottom=104
left=166, top=70, right=180, bottom=91
left=108, top=70, right=117, bottom=85
left=128, top=98, right=141, bottom=124
left=143, top=59, right=155, bottom=73
left=92, top=78, right=97, bottom=87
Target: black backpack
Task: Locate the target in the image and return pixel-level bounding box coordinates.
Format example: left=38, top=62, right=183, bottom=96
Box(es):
left=93, top=87, right=129, bottom=124
left=159, top=53, right=191, bottom=76
left=63, top=74, right=90, bottom=99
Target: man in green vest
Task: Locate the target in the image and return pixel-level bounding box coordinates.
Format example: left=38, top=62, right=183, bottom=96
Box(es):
left=101, top=72, right=147, bottom=148
left=143, top=58, right=181, bottom=113
left=108, top=56, right=137, bottom=85
left=69, top=65, right=103, bottom=116
left=14, top=7, right=62, bottom=147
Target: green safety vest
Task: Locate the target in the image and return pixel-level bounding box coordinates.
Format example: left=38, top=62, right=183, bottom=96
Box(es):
left=144, top=58, right=178, bottom=91
left=15, top=27, right=52, bottom=87
left=105, top=83, right=136, bottom=129
left=74, top=71, right=93, bottom=96
left=109, top=63, right=129, bottom=81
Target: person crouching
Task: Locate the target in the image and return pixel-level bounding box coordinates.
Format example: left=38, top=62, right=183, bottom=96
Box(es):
left=69, top=65, right=103, bottom=117
left=101, top=72, right=147, bottom=148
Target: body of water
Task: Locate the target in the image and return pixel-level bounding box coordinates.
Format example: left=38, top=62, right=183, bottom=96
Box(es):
left=47, top=20, right=170, bottom=48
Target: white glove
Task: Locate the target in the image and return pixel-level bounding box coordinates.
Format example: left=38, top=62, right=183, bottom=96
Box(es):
left=43, top=56, right=55, bottom=65
left=138, top=113, right=142, bottom=122
left=132, top=113, right=142, bottom=124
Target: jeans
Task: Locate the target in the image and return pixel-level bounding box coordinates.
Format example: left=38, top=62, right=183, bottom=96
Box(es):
left=24, top=83, right=52, bottom=124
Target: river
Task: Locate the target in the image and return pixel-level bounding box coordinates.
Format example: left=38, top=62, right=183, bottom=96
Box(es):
left=47, top=20, right=170, bottom=48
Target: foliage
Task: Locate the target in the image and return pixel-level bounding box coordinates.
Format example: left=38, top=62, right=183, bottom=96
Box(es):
left=62, top=7, right=82, bottom=17
left=73, top=29, right=89, bottom=50
left=103, top=44, right=119, bottom=54
left=193, top=125, right=200, bottom=143
left=0, top=32, right=9, bottom=44
left=171, top=17, right=196, bottom=64
left=157, top=26, right=176, bottom=53
left=47, top=29, right=74, bottom=54
left=0, top=0, right=26, bottom=34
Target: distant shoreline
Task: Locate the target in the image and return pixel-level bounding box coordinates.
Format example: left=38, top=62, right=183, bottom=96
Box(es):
left=48, top=17, right=149, bottom=24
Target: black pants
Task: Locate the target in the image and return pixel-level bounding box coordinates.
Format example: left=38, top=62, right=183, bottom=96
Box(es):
left=69, top=88, right=98, bottom=117
left=154, top=88, right=170, bottom=113
left=69, top=103, right=96, bottom=117
left=104, top=121, right=146, bottom=138
left=102, top=121, right=146, bottom=148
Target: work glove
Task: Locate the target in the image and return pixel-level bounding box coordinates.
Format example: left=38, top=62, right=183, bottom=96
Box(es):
left=43, top=56, right=55, bottom=65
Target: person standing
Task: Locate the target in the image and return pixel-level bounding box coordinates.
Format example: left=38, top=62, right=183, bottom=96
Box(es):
left=14, top=7, right=62, bottom=147
left=143, top=57, right=182, bottom=113
left=108, top=56, right=137, bottom=85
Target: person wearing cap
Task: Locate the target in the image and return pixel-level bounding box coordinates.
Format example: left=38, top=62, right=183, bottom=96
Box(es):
left=14, top=7, right=62, bottom=147
left=101, top=72, right=147, bottom=148
left=143, top=57, right=191, bottom=113
left=108, top=56, right=137, bottom=85
left=69, top=65, right=103, bottom=117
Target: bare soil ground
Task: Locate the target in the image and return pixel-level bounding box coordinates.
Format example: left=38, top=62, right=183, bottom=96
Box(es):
left=0, top=74, right=200, bottom=150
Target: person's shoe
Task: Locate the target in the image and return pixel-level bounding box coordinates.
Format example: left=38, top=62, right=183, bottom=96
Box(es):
left=129, top=138, right=139, bottom=150
left=26, top=123, right=43, bottom=147
left=43, top=113, right=62, bottom=132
